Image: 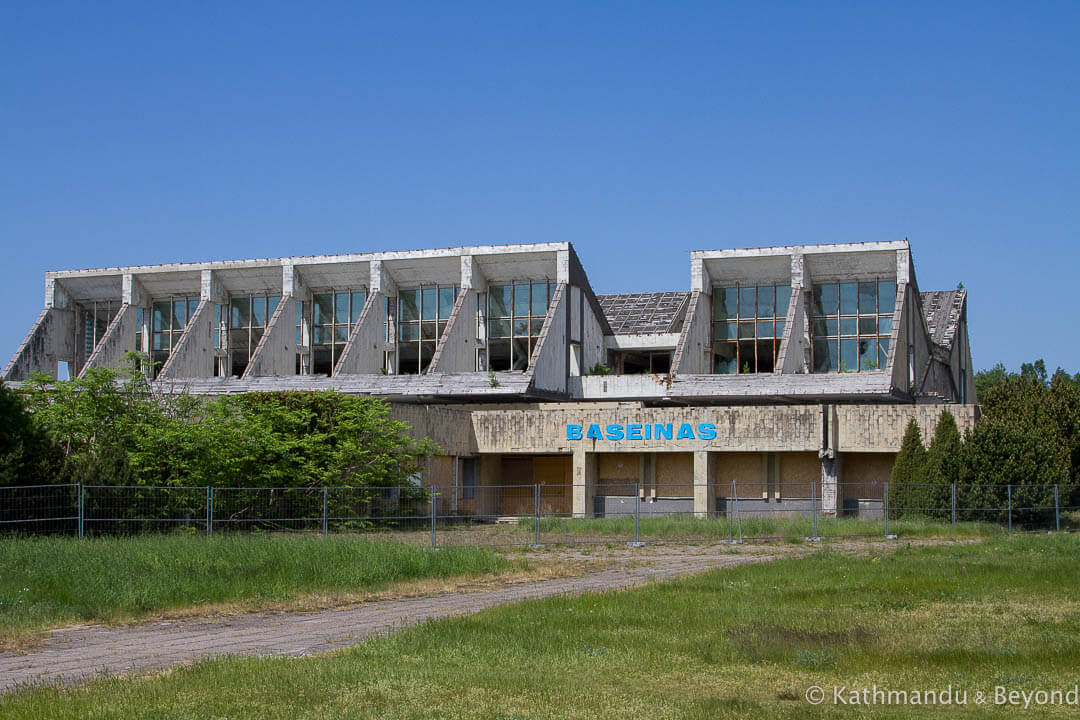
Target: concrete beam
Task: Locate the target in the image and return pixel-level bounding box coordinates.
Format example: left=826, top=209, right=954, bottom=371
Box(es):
left=122, top=274, right=149, bottom=307
left=461, top=255, right=488, bottom=291
left=572, top=448, right=596, bottom=518
left=282, top=264, right=308, bottom=298
left=528, top=284, right=569, bottom=394
left=429, top=290, right=473, bottom=373
left=370, top=259, right=398, bottom=296
left=201, top=270, right=228, bottom=304
left=693, top=451, right=716, bottom=517
left=44, top=277, right=72, bottom=309
left=243, top=296, right=297, bottom=378
left=2, top=307, right=76, bottom=380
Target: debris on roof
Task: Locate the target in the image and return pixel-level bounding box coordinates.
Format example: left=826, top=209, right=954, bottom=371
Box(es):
left=597, top=292, right=689, bottom=335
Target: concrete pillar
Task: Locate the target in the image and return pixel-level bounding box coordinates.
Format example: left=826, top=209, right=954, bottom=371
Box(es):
left=693, top=451, right=716, bottom=517
left=572, top=448, right=596, bottom=518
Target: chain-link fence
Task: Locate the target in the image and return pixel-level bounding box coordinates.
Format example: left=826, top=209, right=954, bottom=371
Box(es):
left=2, top=482, right=1078, bottom=546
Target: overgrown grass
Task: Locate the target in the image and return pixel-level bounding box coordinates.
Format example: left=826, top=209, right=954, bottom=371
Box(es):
left=525, top=513, right=1003, bottom=541
left=0, top=534, right=510, bottom=642
left=4, top=535, right=1079, bottom=718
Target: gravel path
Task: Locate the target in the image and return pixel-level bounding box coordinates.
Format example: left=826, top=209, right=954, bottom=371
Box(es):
left=0, top=543, right=801, bottom=693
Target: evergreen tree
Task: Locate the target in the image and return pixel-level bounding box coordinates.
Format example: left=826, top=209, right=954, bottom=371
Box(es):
left=888, top=418, right=928, bottom=518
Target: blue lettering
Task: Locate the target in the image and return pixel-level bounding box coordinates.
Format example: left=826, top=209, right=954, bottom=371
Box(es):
left=677, top=423, right=695, bottom=440
left=644, top=424, right=652, bottom=440
left=655, top=423, right=673, bottom=440
left=627, top=424, right=643, bottom=440
left=606, top=424, right=625, bottom=441
left=586, top=424, right=604, bottom=440
left=567, top=424, right=583, bottom=440
left=697, top=422, right=717, bottom=440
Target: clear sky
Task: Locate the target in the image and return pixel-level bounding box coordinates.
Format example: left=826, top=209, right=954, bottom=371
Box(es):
left=2, top=1, right=1077, bottom=374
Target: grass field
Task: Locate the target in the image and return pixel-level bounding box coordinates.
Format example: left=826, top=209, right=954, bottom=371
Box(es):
left=3, top=534, right=1078, bottom=718
left=0, top=534, right=514, bottom=649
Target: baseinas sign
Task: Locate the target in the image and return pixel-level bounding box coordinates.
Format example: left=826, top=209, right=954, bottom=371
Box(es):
left=566, top=422, right=717, bottom=442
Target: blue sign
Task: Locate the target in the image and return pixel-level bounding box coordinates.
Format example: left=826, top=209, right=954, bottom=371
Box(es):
left=566, top=423, right=717, bottom=442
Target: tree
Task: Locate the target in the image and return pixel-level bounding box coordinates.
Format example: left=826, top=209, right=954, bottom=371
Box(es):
left=887, top=418, right=929, bottom=518
left=0, top=382, right=62, bottom=487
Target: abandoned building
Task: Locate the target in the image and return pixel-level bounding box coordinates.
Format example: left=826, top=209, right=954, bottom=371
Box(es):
left=3, top=240, right=975, bottom=518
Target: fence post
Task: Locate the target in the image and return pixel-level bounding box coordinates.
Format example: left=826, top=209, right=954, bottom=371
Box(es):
left=883, top=481, right=890, bottom=539
left=1054, top=484, right=1060, bottom=533
left=951, top=483, right=957, bottom=527
left=734, top=479, right=742, bottom=544
left=77, top=483, right=84, bottom=539
left=322, top=486, right=328, bottom=538
left=628, top=481, right=645, bottom=547
left=810, top=482, right=819, bottom=540
left=1007, top=484, right=1012, bottom=534
left=727, top=480, right=734, bottom=544
left=430, top=487, right=437, bottom=550
left=532, top=483, right=541, bottom=547
left=206, top=487, right=213, bottom=536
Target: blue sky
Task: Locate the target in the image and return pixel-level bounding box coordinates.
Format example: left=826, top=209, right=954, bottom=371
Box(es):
left=2, top=1, right=1077, bottom=373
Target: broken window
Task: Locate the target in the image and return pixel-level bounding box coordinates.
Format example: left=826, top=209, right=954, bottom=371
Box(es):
left=486, top=282, right=554, bottom=372
left=812, top=280, right=894, bottom=373
left=395, top=285, right=457, bottom=374
left=711, top=284, right=790, bottom=374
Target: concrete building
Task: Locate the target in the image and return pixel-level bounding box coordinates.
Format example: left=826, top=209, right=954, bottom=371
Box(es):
left=3, top=241, right=975, bottom=518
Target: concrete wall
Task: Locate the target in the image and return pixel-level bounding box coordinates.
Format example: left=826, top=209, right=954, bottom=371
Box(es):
left=244, top=295, right=297, bottom=378
left=2, top=307, right=75, bottom=380
left=673, top=291, right=711, bottom=374
left=782, top=452, right=821, bottom=498
left=656, top=452, right=693, bottom=496
left=835, top=404, right=977, bottom=452
left=841, top=452, right=893, bottom=500
left=79, top=303, right=137, bottom=377
left=580, top=285, right=607, bottom=372
left=714, top=452, right=765, bottom=498
left=429, top=290, right=475, bottom=373
left=160, top=300, right=214, bottom=379
left=334, top=294, right=384, bottom=375
left=530, top=284, right=568, bottom=394
left=388, top=404, right=474, bottom=456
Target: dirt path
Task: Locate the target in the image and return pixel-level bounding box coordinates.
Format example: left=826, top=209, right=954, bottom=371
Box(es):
left=0, top=540, right=924, bottom=693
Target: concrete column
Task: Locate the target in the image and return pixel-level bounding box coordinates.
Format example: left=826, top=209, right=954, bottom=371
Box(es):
left=693, top=451, right=716, bottom=517
left=821, top=457, right=840, bottom=516
left=572, top=448, right=596, bottom=518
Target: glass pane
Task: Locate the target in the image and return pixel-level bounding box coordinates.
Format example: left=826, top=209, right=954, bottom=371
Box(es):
left=512, top=337, right=530, bottom=370
left=231, top=298, right=248, bottom=329
left=878, top=338, right=891, bottom=367
left=713, top=342, right=737, bottom=374
left=840, top=338, right=857, bottom=372
left=489, top=285, right=511, bottom=317
left=438, top=287, right=455, bottom=320
left=813, top=338, right=831, bottom=372
left=296, top=327, right=303, bottom=346
left=714, top=321, right=736, bottom=341
left=756, top=286, right=773, bottom=318
left=268, top=295, right=280, bottom=320
left=713, top=288, right=727, bottom=321
left=878, top=281, right=896, bottom=314
left=314, top=294, right=333, bottom=326
left=840, top=317, right=857, bottom=336
left=399, top=324, right=419, bottom=342
left=739, top=286, right=755, bottom=318
left=757, top=320, right=773, bottom=338
left=296, top=301, right=304, bottom=326
left=152, top=332, right=167, bottom=351
left=351, top=292, right=366, bottom=323
left=313, top=327, right=331, bottom=345
left=173, top=299, right=188, bottom=330
left=739, top=321, right=755, bottom=339
left=513, top=283, right=530, bottom=317
left=859, top=282, right=876, bottom=315
left=878, top=317, right=893, bottom=335
left=530, top=282, right=548, bottom=316
left=775, top=285, right=792, bottom=319
left=188, top=298, right=199, bottom=322
left=813, top=284, right=837, bottom=316
left=839, top=282, right=857, bottom=315
left=251, top=327, right=264, bottom=346
left=398, top=343, right=420, bottom=374
left=421, top=287, right=437, bottom=321
left=421, top=323, right=437, bottom=340
left=335, top=292, right=349, bottom=324
left=229, top=329, right=248, bottom=351
left=489, top=340, right=511, bottom=371
left=252, top=297, right=267, bottom=328
left=513, top=318, right=529, bottom=337
left=859, top=317, right=877, bottom=335
left=858, top=339, right=876, bottom=371
left=812, top=318, right=828, bottom=337
left=530, top=318, right=545, bottom=336
left=774, top=321, right=785, bottom=339
left=399, top=290, right=420, bottom=323
left=152, top=301, right=170, bottom=332
left=437, top=321, right=447, bottom=336
left=334, top=326, right=348, bottom=343
left=489, top=319, right=510, bottom=338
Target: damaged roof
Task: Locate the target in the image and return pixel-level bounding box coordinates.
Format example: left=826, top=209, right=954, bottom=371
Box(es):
left=597, top=292, right=689, bottom=335
left=921, top=289, right=966, bottom=351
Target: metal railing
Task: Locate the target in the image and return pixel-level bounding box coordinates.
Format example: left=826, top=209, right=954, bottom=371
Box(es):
left=1, top=481, right=1077, bottom=546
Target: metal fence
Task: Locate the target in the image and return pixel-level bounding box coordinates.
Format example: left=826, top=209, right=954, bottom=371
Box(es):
left=1, top=481, right=1078, bottom=547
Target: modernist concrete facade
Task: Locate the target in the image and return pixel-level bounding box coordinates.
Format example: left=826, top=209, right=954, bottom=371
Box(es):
left=4, top=241, right=975, bottom=517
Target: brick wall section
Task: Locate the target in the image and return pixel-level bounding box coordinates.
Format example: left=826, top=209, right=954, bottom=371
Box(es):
left=835, top=403, right=977, bottom=452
